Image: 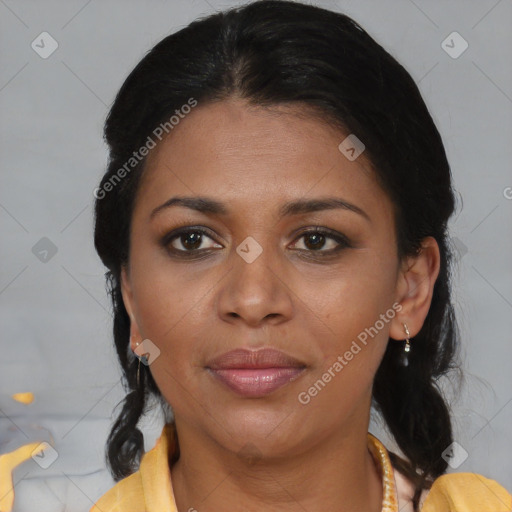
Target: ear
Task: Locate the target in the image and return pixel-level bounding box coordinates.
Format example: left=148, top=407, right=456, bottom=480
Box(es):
left=389, top=236, right=441, bottom=341
left=120, top=265, right=143, bottom=352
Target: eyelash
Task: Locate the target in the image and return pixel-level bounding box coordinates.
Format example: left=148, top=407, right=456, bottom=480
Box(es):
left=160, top=225, right=352, bottom=259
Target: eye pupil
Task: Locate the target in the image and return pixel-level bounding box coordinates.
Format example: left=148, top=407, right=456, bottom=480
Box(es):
left=304, top=233, right=325, bottom=250
left=182, top=232, right=202, bottom=249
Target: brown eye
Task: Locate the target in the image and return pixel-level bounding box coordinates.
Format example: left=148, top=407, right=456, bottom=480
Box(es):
left=303, top=233, right=327, bottom=250
left=292, top=228, right=350, bottom=253
left=178, top=232, right=203, bottom=250
left=162, top=227, right=223, bottom=254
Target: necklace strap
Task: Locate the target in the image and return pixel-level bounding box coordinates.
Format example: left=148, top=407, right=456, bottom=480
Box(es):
left=367, top=433, right=399, bottom=512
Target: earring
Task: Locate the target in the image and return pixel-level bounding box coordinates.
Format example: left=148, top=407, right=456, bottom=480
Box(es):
left=133, top=340, right=142, bottom=388
left=403, top=323, right=411, bottom=352
left=401, top=323, right=411, bottom=367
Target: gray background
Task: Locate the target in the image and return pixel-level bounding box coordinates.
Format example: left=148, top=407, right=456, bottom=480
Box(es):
left=1, top=0, right=511, bottom=509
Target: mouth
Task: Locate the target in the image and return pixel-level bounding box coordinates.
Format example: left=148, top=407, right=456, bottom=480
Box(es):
left=205, top=348, right=307, bottom=398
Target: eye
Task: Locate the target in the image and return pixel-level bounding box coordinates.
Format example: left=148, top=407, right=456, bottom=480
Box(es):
left=162, top=227, right=223, bottom=254
left=290, top=228, right=351, bottom=253
left=160, top=225, right=351, bottom=259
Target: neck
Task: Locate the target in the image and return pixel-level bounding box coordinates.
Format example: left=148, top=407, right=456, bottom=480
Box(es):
left=170, top=421, right=383, bottom=512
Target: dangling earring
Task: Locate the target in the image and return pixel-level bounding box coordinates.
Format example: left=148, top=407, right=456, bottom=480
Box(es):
left=132, top=338, right=142, bottom=388
left=401, top=323, right=411, bottom=367
left=403, top=323, right=411, bottom=353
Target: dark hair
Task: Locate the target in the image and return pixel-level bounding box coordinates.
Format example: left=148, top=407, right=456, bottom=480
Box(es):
left=94, top=1, right=459, bottom=509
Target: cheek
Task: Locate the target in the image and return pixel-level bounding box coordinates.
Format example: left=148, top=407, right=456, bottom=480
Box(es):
left=295, top=274, right=395, bottom=424
left=294, top=252, right=398, bottom=416
left=303, top=249, right=398, bottom=348
left=128, top=255, right=220, bottom=400
left=130, top=246, right=216, bottom=339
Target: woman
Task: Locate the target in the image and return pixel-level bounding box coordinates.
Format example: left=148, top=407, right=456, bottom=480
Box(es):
left=91, top=1, right=511, bottom=511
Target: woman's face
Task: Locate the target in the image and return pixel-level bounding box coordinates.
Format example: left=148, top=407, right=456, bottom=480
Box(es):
left=121, top=98, right=432, bottom=457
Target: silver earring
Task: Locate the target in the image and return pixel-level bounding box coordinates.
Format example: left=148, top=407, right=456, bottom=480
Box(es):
left=133, top=339, right=142, bottom=388
left=401, top=323, right=411, bottom=367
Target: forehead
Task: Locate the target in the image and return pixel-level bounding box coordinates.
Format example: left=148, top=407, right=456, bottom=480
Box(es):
left=145, top=98, right=361, bottom=173
left=135, top=98, right=392, bottom=222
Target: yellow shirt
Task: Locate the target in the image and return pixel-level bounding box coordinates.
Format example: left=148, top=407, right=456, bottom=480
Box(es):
left=90, top=424, right=512, bottom=512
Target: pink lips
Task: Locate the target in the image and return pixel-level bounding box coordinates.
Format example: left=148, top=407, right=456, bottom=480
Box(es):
left=206, top=348, right=306, bottom=397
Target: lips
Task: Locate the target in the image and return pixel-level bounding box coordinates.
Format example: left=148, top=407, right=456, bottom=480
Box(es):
left=206, top=348, right=306, bottom=397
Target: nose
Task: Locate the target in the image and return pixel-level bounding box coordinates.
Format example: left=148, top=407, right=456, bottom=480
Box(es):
left=216, top=239, right=294, bottom=328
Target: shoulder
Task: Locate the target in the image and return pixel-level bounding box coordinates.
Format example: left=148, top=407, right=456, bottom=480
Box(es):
left=90, top=470, right=144, bottom=512
left=90, top=423, right=177, bottom=512
left=420, top=472, right=512, bottom=512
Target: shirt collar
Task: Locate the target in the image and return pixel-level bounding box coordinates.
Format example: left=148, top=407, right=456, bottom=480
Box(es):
left=139, top=423, right=178, bottom=512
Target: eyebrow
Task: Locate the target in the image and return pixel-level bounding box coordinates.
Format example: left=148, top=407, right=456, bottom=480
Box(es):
left=150, top=196, right=371, bottom=222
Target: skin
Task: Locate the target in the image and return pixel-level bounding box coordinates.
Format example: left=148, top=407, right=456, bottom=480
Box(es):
left=121, top=97, right=440, bottom=512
